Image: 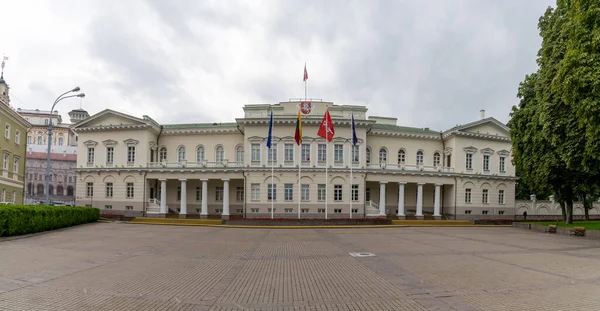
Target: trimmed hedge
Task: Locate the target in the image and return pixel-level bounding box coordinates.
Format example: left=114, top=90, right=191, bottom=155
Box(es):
left=0, top=205, right=99, bottom=237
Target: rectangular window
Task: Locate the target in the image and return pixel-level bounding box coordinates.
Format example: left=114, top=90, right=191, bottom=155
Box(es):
left=482, top=210, right=489, bottom=215
left=267, top=208, right=275, bottom=213
left=334, top=185, right=342, bottom=202
left=352, top=145, right=359, bottom=163
left=284, top=184, right=293, bottom=201
left=482, top=189, right=488, bottom=203
left=106, top=147, right=114, bottom=163
left=27, top=135, right=32, bottom=144
left=465, top=188, right=471, bottom=203
left=126, top=206, right=133, bottom=210
left=317, top=184, right=326, bottom=201
left=215, top=187, right=224, bottom=202
left=87, top=147, right=95, bottom=163
left=301, top=144, right=310, bottom=162
left=267, top=184, right=276, bottom=201
left=106, top=182, right=113, bottom=198
left=352, top=184, right=359, bottom=201
left=196, top=187, right=201, bottom=201
left=268, top=143, right=277, bottom=163
left=126, top=182, right=134, bottom=198
left=334, top=209, right=342, bottom=214
left=251, top=208, right=259, bottom=213
left=284, top=208, right=293, bottom=213
left=301, top=208, right=309, bottom=213
left=13, top=158, right=18, bottom=174
left=465, top=210, right=472, bottom=214
left=4, top=124, right=9, bottom=139
left=15, top=131, right=20, bottom=144
left=251, top=143, right=260, bottom=162
left=318, top=144, right=326, bottom=163
left=352, top=208, right=359, bottom=214
left=127, top=146, right=136, bottom=163
left=466, top=153, right=472, bottom=170
left=498, top=210, right=505, bottom=215
left=499, top=156, right=506, bottom=172
left=86, top=182, right=93, bottom=197
left=334, top=144, right=343, bottom=163
left=177, top=186, right=181, bottom=201
left=318, top=208, right=325, bottom=213
left=104, top=205, right=112, bottom=210
left=301, top=184, right=309, bottom=201
left=284, top=144, right=294, bottom=163
left=251, top=183, right=260, bottom=201
left=498, top=190, right=505, bottom=204
left=483, top=154, right=490, bottom=171
left=236, top=187, right=244, bottom=202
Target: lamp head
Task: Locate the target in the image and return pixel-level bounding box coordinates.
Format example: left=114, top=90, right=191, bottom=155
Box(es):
left=77, top=93, right=86, bottom=98
left=71, top=86, right=81, bottom=92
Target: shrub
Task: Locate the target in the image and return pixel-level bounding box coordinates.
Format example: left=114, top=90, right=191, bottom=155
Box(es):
left=0, top=205, right=99, bottom=237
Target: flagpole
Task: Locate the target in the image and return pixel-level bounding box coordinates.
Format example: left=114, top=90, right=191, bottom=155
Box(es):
left=325, top=127, right=328, bottom=220
left=271, top=148, right=274, bottom=219
left=350, top=139, right=353, bottom=219
left=298, top=140, right=301, bottom=219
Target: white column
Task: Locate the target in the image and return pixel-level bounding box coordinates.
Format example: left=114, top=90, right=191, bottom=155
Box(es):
left=179, top=179, right=187, bottom=215
left=222, top=178, right=230, bottom=218
left=397, top=182, right=406, bottom=217
left=416, top=182, right=424, bottom=217
left=159, top=179, right=167, bottom=214
left=434, top=184, right=441, bottom=217
left=200, top=179, right=208, bottom=216
left=379, top=181, right=387, bottom=216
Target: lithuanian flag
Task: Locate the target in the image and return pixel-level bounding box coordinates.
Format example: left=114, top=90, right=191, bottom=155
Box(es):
left=294, top=110, right=302, bottom=145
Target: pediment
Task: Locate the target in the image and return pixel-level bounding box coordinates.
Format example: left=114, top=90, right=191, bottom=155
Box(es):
left=456, top=118, right=509, bottom=138
left=103, top=139, right=118, bottom=147
left=72, top=109, right=148, bottom=129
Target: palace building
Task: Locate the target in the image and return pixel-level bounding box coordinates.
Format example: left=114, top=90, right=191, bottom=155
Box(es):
left=71, top=101, right=516, bottom=219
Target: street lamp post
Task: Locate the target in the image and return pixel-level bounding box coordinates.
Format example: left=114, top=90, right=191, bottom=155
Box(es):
left=45, top=87, right=85, bottom=206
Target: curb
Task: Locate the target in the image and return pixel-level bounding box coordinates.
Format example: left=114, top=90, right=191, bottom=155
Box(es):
left=124, top=222, right=513, bottom=229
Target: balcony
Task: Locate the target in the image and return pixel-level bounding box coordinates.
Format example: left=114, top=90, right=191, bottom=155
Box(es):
left=147, top=160, right=244, bottom=169
left=366, top=163, right=455, bottom=173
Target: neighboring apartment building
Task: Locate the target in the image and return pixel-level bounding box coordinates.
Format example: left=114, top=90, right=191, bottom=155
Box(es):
left=0, top=73, right=30, bottom=204
left=18, top=107, right=89, bottom=205
left=71, top=101, right=516, bottom=219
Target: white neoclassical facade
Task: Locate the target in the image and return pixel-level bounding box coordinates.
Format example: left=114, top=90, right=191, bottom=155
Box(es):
left=72, top=101, right=516, bottom=219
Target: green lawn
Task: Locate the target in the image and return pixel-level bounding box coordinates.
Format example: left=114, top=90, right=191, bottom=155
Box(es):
left=526, top=220, right=600, bottom=230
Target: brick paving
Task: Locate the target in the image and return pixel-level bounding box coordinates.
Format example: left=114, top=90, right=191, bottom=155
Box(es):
left=1, top=224, right=600, bottom=310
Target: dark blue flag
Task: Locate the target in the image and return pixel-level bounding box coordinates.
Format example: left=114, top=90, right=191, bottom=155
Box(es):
left=266, top=110, right=273, bottom=148
left=351, top=113, right=358, bottom=145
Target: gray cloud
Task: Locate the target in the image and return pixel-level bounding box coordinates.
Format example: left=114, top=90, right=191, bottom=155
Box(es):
left=5, top=0, right=554, bottom=130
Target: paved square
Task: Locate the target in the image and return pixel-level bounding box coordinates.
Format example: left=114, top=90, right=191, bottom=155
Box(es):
left=1, top=224, right=600, bottom=310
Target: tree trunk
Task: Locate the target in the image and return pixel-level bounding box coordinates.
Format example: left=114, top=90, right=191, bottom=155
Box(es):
left=583, top=193, right=590, bottom=221
left=566, top=199, right=574, bottom=224
left=560, top=200, right=566, bottom=221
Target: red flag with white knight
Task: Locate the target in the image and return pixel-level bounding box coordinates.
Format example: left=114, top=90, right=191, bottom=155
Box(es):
left=317, top=110, right=335, bottom=141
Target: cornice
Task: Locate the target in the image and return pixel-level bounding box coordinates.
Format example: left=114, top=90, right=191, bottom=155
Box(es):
left=368, top=130, right=441, bottom=140
left=236, top=118, right=373, bottom=127
left=73, top=124, right=157, bottom=133
left=443, top=131, right=511, bottom=142
left=161, top=128, right=240, bottom=135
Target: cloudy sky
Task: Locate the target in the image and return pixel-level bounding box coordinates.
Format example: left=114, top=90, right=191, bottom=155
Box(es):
left=1, top=0, right=554, bottom=130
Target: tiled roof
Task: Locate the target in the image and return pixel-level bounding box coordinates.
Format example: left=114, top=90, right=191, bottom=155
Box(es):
left=26, top=152, right=76, bottom=161
left=162, top=122, right=238, bottom=129
left=371, top=123, right=440, bottom=135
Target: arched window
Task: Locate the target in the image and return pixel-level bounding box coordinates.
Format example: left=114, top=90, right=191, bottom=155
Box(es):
left=379, top=148, right=387, bottom=164
left=37, top=184, right=44, bottom=195
left=398, top=149, right=406, bottom=165
left=56, top=185, right=64, bottom=196
left=416, top=151, right=424, bottom=165
left=37, top=136, right=43, bottom=145
left=236, top=146, right=244, bottom=163
left=48, top=185, right=54, bottom=196
left=433, top=152, right=441, bottom=167
left=366, top=147, right=371, bottom=164
left=67, top=186, right=74, bottom=196
left=159, top=147, right=167, bottom=162
left=196, top=146, right=205, bottom=162
left=177, top=146, right=186, bottom=162
left=216, top=146, right=224, bottom=162
left=58, top=137, right=64, bottom=146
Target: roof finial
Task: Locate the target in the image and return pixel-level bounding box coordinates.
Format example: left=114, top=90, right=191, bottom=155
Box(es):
left=0, top=55, right=8, bottom=79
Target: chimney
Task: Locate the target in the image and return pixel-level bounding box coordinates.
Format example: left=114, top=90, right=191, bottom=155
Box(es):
left=480, top=109, right=485, bottom=120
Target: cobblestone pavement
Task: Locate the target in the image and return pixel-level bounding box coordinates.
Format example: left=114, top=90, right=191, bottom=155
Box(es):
left=2, top=224, right=600, bottom=310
